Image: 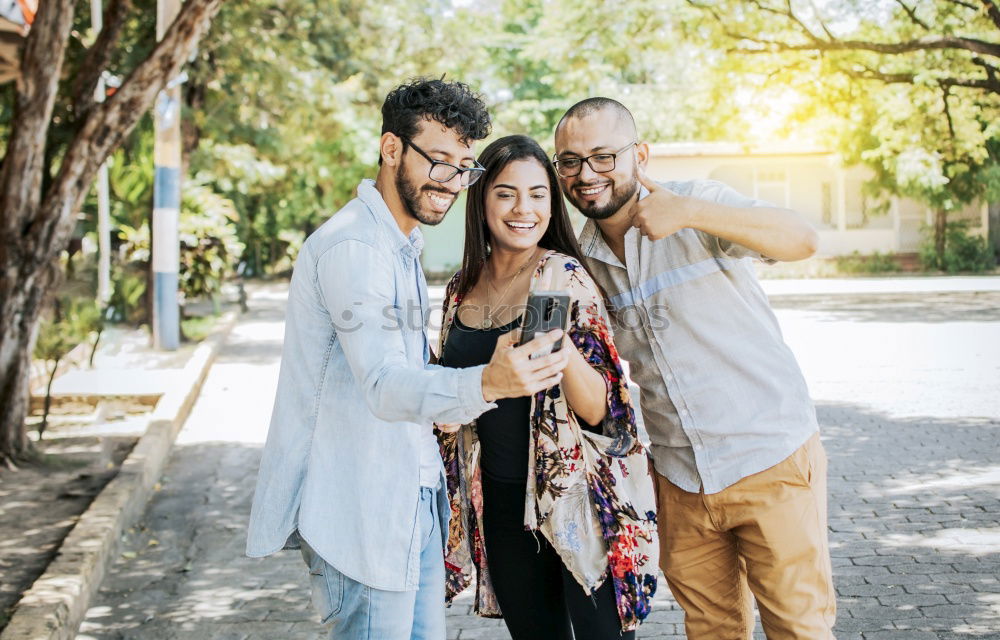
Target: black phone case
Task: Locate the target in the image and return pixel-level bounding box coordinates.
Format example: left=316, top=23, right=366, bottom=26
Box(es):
left=518, top=291, right=571, bottom=351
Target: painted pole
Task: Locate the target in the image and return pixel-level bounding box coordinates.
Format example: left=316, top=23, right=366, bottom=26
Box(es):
left=91, top=0, right=112, bottom=307
left=152, top=0, right=181, bottom=350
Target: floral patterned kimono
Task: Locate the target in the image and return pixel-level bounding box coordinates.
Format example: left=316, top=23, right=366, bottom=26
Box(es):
left=437, top=250, right=659, bottom=632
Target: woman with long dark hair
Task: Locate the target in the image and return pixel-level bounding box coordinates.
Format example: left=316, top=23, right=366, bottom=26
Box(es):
left=436, top=135, right=658, bottom=639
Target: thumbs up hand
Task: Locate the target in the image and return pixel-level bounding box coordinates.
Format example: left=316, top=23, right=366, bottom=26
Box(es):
left=629, top=169, right=699, bottom=241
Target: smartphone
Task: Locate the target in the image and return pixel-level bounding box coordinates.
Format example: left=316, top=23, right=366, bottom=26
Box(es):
left=518, top=291, right=571, bottom=358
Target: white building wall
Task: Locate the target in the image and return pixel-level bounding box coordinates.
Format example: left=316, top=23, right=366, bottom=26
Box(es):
left=647, top=148, right=987, bottom=257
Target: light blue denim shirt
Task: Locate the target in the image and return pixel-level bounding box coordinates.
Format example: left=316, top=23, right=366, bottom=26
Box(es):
left=578, top=180, right=818, bottom=495
left=246, top=179, right=497, bottom=591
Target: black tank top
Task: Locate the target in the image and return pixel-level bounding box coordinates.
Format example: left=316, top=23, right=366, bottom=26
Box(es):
left=440, top=314, right=530, bottom=484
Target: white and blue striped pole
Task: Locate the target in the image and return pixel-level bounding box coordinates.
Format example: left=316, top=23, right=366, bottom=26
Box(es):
left=152, top=0, right=181, bottom=350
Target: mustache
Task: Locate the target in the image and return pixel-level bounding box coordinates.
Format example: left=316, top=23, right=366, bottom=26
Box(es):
left=422, top=185, right=459, bottom=197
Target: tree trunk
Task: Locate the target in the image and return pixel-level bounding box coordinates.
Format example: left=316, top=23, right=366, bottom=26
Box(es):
left=0, top=0, right=223, bottom=464
left=989, top=202, right=1000, bottom=265
left=0, top=263, right=51, bottom=465
left=934, top=208, right=948, bottom=270
left=40, top=356, right=61, bottom=440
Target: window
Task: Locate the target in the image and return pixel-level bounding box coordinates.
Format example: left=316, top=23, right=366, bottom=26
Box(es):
left=754, top=167, right=789, bottom=208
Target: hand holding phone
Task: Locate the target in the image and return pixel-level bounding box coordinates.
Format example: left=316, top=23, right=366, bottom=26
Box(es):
left=518, top=291, right=571, bottom=359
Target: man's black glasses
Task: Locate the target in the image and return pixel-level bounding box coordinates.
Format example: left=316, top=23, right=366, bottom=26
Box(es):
left=402, top=137, right=485, bottom=188
left=552, top=142, right=637, bottom=178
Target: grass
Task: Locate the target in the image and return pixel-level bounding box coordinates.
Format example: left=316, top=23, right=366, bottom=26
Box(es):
left=181, top=315, right=218, bottom=342
left=834, top=251, right=903, bottom=275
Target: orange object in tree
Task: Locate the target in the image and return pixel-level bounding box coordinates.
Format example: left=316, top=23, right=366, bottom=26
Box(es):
left=16, top=0, right=35, bottom=25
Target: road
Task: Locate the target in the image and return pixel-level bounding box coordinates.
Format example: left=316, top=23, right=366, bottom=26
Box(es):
left=76, top=284, right=1000, bottom=639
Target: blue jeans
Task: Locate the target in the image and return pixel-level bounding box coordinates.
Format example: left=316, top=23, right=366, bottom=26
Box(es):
left=300, top=486, right=446, bottom=640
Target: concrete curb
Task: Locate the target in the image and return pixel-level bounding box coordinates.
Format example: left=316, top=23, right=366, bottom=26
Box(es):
left=0, top=310, right=240, bottom=640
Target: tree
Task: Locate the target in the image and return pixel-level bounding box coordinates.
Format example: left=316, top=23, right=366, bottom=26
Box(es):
left=0, top=0, right=222, bottom=466
left=683, top=0, right=1000, bottom=265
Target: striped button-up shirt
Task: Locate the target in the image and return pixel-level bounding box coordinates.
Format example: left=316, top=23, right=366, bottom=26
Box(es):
left=578, top=180, right=818, bottom=494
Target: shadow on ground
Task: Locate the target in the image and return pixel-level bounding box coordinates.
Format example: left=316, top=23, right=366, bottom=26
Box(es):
left=0, top=437, right=135, bottom=630
left=818, top=404, right=1000, bottom=638
left=770, top=292, right=1000, bottom=323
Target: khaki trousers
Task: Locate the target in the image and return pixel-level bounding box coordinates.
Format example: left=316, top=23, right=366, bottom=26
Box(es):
left=656, top=433, right=836, bottom=639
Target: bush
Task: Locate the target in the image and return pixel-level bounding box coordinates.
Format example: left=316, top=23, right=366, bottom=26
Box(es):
left=106, top=265, right=148, bottom=325
left=919, top=221, right=996, bottom=273
left=33, top=298, right=102, bottom=438
left=116, top=183, right=244, bottom=316
left=834, top=251, right=902, bottom=275
left=178, top=184, right=245, bottom=306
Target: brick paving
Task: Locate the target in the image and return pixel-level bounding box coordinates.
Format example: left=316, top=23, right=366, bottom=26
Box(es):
left=76, top=285, right=1000, bottom=639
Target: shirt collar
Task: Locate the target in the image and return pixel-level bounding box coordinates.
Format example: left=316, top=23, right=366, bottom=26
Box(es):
left=357, top=178, right=424, bottom=258
left=578, top=184, right=650, bottom=268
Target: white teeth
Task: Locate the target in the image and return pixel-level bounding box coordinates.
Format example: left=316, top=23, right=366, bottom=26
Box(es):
left=506, top=222, right=536, bottom=229
left=579, top=185, right=607, bottom=195
left=428, top=194, right=451, bottom=207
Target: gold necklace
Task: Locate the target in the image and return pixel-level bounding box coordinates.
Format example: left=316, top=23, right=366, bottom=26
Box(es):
left=482, top=249, right=539, bottom=329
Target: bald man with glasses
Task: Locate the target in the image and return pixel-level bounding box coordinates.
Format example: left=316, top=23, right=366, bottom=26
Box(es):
left=553, top=97, right=835, bottom=640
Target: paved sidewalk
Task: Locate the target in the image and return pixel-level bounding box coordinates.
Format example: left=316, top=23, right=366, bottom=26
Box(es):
left=76, top=283, right=1000, bottom=639
left=757, top=275, right=1000, bottom=296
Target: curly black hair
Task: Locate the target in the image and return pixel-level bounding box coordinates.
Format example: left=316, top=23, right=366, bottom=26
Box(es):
left=380, top=78, right=492, bottom=158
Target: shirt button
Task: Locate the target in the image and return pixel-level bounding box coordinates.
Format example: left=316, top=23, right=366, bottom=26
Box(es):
left=680, top=408, right=689, bottom=417
left=694, top=443, right=702, bottom=451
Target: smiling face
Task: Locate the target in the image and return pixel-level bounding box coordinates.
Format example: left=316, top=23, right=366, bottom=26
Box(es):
left=554, top=108, right=643, bottom=221
left=483, top=158, right=553, bottom=254
left=394, top=120, right=476, bottom=226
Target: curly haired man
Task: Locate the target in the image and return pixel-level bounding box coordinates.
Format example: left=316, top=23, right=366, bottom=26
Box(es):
left=247, top=79, right=571, bottom=640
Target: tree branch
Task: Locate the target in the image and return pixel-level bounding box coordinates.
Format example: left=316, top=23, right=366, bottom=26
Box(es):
left=736, top=34, right=1000, bottom=59
left=893, top=0, right=932, bottom=31
left=843, top=64, right=1000, bottom=95
left=71, top=0, right=132, bottom=119
left=811, top=2, right=837, bottom=41
left=32, top=0, right=224, bottom=266
left=972, top=55, right=1000, bottom=83
left=941, top=86, right=956, bottom=143
left=948, top=0, right=985, bottom=13
left=978, top=0, right=1000, bottom=31
left=743, top=0, right=822, bottom=41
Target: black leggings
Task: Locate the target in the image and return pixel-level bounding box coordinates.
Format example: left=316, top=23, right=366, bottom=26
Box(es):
left=481, top=473, right=635, bottom=640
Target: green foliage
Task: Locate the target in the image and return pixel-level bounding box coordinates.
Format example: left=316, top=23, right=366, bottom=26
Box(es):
left=116, top=182, right=243, bottom=309
left=178, top=183, right=244, bottom=303
left=180, top=315, right=217, bottom=342
left=106, top=265, right=148, bottom=326
left=53, top=0, right=999, bottom=287
left=834, top=251, right=902, bottom=275
left=33, top=298, right=101, bottom=364
left=680, top=0, right=1000, bottom=233
left=919, top=221, right=997, bottom=273
left=33, top=297, right=102, bottom=438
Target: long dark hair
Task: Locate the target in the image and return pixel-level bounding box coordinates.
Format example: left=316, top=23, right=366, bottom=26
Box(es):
left=456, top=135, right=596, bottom=298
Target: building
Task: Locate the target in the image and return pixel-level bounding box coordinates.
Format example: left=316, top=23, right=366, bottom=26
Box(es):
left=419, top=142, right=990, bottom=274
left=646, top=142, right=989, bottom=258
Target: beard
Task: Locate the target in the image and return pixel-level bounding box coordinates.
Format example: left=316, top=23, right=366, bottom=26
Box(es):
left=395, top=169, right=452, bottom=226
left=567, top=170, right=639, bottom=221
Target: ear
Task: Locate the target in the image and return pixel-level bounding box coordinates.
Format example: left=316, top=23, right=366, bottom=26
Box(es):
left=635, top=141, right=650, bottom=172
left=380, top=132, right=403, bottom=167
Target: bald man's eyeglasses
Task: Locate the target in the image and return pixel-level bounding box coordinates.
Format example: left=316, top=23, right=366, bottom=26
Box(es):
left=552, top=142, right=637, bottom=178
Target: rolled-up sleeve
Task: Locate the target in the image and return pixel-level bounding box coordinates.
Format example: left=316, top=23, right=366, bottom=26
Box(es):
left=691, top=180, right=778, bottom=263
left=316, top=239, right=497, bottom=425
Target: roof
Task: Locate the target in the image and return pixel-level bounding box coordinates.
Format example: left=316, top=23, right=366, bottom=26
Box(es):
left=647, top=142, right=834, bottom=158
